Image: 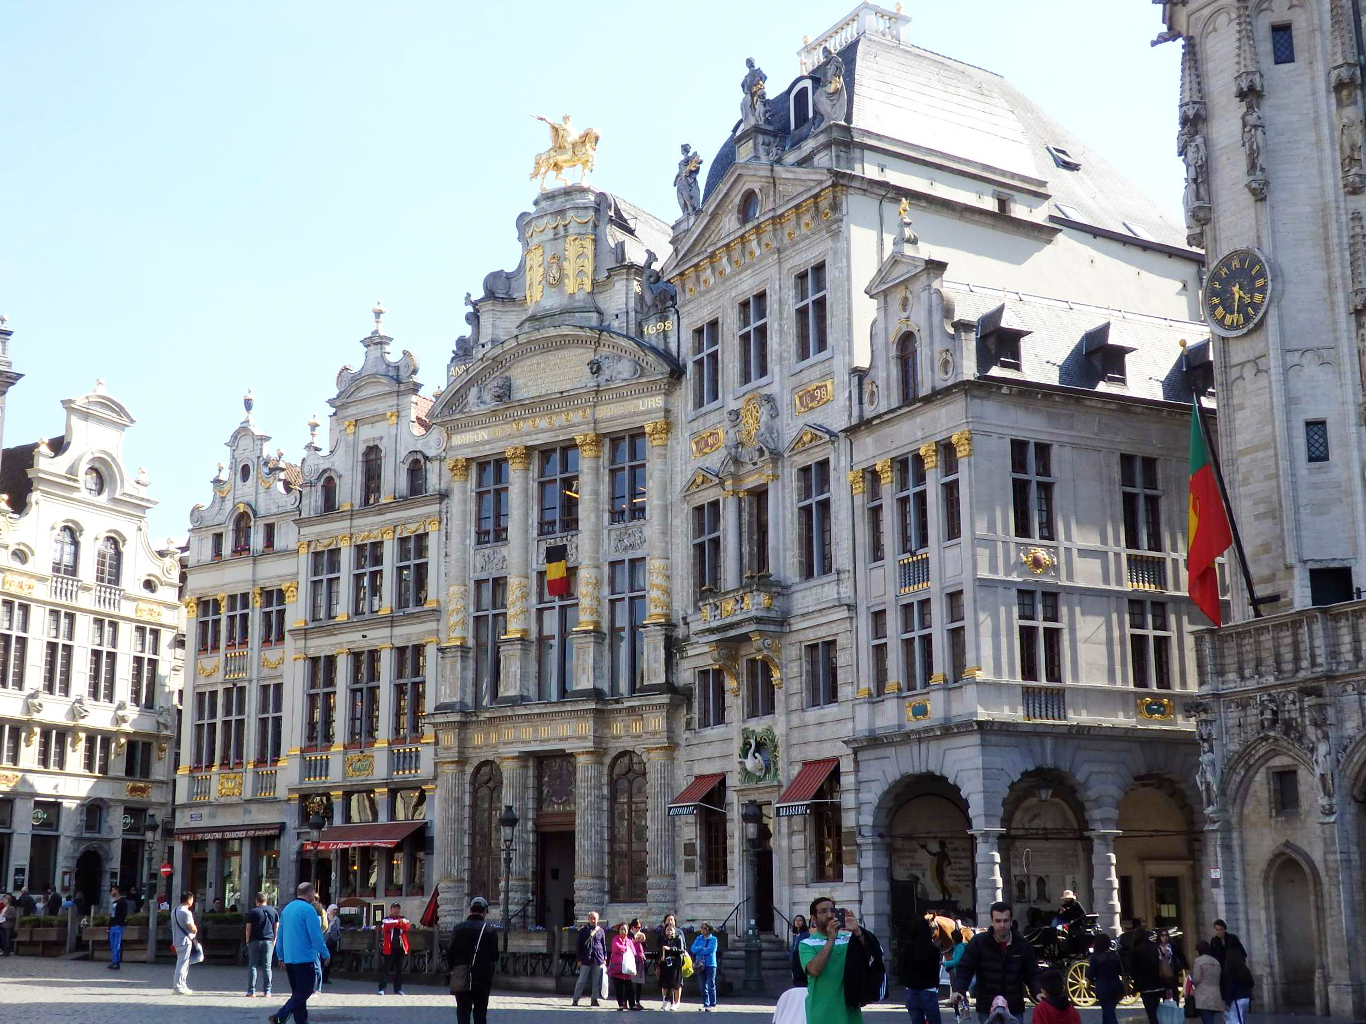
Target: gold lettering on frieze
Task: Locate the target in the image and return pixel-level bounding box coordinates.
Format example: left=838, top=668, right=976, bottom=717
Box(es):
left=691, top=428, right=725, bottom=458
left=793, top=378, right=835, bottom=415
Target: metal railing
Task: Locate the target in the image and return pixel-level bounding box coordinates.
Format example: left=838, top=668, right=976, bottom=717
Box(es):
left=253, top=768, right=277, bottom=798
left=718, top=895, right=752, bottom=935
left=390, top=745, right=422, bottom=776
left=898, top=551, right=930, bottom=593
left=303, top=754, right=331, bottom=782
left=1021, top=686, right=1068, bottom=722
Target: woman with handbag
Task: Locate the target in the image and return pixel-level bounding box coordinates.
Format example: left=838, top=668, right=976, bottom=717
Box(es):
left=657, top=922, right=685, bottom=1011
left=1190, top=941, right=1226, bottom=1024
left=1156, top=931, right=1187, bottom=1001
left=608, top=921, right=638, bottom=1010
left=447, top=896, right=498, bottom=1024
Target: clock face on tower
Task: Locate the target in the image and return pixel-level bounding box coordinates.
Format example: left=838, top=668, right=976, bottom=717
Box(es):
left=1205, top=248, right=1272, bottom=338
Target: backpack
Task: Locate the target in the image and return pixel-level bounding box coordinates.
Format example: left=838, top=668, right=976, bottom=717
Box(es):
left=843, top=929, right=888, bottom=1007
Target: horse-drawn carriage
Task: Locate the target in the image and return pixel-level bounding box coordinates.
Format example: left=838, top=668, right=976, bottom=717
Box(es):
left=1024, top=916, right=1185, bottom=1008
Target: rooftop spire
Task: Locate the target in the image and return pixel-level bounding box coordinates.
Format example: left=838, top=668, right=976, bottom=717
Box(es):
left=372, top=301, right=385, bottom=335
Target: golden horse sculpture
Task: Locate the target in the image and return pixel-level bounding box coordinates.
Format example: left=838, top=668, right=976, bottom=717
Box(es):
left=530, top=114, right=601, bottom=191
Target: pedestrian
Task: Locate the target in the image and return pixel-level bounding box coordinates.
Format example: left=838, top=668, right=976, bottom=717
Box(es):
left=447, top=895, right=498, bottom=1024
left=897, top=913, right=943, bottom=1024
left=1130, top=927, right=1166, bottom=1024
left=0, top=895, right=14, bottom=956
left=211, top=896, right=223, bottom=914
left=45, top=889, right=60, bottom=916
left=1191, top=941, right=1226, bottom=1024
left=1032, top=969, right=1082, bottom=1024
left=1156, top=930, right=1187, bottom=1000
left=1209, top=921, right=1245, bottom=965
left=107, top=885, right=128, bottom=970
left=312, top=897, right=328, bottom=991
left=245, top=891, right=279, bottom=998
left=1117, top=918, right=1144, bottom=978
left=322, top=903, right=341, bottom=983
left=655, top=912, right=677, bottom=955
left=608, top=921, right=636, bottom=1010
left=74, top=891, right=89, bottom=916
left=797, top=897, right=862, bottom=1024
left=1089, top=935, right=1124, bottom=1024
left=628, top=919, right=649, bottom=1010
left=789, top=914, right=811, bottom=988
left=267, top=882, right=331, bottom=1024
left=170, top=891, right=202, bottom=995
left=571, top=910, right=608, bottom=1007
left=657, top=921, right=684, bottom=1011
left=377, top=902, right=411, bottom=995
left=690, top=921, right=719, bottom=1011
left=1221, top=945, right=1254, bottom=1024
left=16, top=888, right=35, bottom=915
left=952, top=902, right=1042, bottom=1023
left=944, top=924, right=968, bottom=984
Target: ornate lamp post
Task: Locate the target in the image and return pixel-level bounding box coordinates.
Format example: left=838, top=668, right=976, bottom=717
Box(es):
left=143, top=813, right=160, bottom=960
left=741, top=800, right=764, bottom=994
left=498, top=804, right=518, bottom=952
left=308, top=811, right=326, bottom=900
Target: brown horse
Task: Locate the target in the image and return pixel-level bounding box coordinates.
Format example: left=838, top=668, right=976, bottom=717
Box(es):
left=926, top=913, right=974, bottom=952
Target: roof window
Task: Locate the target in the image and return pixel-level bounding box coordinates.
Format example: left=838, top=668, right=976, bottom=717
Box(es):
left=1082, top=322, right=1135, bottom=386
left=1123, top=221, right=1155, bottom=240
left=738, top=189, right=760, bottom=225
left=1053, top=203, right=1083, bottom=222
left=1046, top=146, right=1082, bottom=171
left=791, top=81, right=813, bottom=131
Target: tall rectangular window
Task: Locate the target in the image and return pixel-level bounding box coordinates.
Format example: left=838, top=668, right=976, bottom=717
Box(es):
left=123, top=739, right=152, bottom=779
left=738, top=291, right=769, bottom=385
left=692, top=500, right=721, bottom=596
left=871, top=609, right=888, bottom=696
left=84, top=733, right=112, bottom=774
left=395, top=534, right=429, bottom=610
left=304, top=655, right=337, bottom=749
left=794, top=262, right=828, bottom=361
left=896, top=454, right=929, bottom=553
left=472, top=577, right=507, bottom=707
left=901, top=598, right=934, bottom=690
left=88, top=618, right=117, bottom=702
left=361, top=445, right=383, bottom=507
left=805, top=639, right=838, bottom=707
left=36, top=728, right=67, bottom=771
left=946, top=591, right=966, bottom=683
left=1305, top=420, right=1330, bottom=463
left=536, top=569, right=577, bottom=702
left=192, top=690, right=217, bottom=769
left=1128, top=599, right=1172, bottom=690
left=1011, top=440, right=1055, bottom=541
left=1121, top=454, right=1162, bottom=551
left=537, top=445, right=580, bottom=536
left=218, top=683, right=246, bottom=767
left=1271, top=23, right=1295, bottom=64
left=809, top=769, right=842, bottom=882
left=609, top=433, right=648, bottom=524
left=798, top=459, right=833, bottom=579
left=1018, top=590, right=1062, bottom=683
left=352, top=541, right=384, bottom=616
left=262, top=521, right=276, bottom=552
left=392, top=644, right=426, bottom=740
left=691, top=319, right=720, bottom=409
left=743, top=488, right=769, bottom=576
left=941, top=442, right=962, bottom=542
left=696, top=667, right=726, bottom=728
left=131, top=626, right=159, bottom=709
left=608, top=558, right=646, bottom=697
left=196, top=597, right=222, bottom=653
left=226, top=591, right=250, bottom=648
left=0, top=600, right=28, bottom=691
left=260, top=588, right=286, bottom=646
left=475, top=458, right=510, bottom=544
left=1271, top=768, right=1300, bottom=815
left=309, top=549, right=341, bottom=622
left=745, top=657, right=775, bottom=718
left=866, top=470, right=885, bottom=563
left=43, top=609, right=72, bottom=696
left=257, top=680, right=282, bottom=764
left=0, top=722, right=19, bottom=765
left=700, top=797, right=728, bottom=887
left=347, top=650, right=381, bottom=747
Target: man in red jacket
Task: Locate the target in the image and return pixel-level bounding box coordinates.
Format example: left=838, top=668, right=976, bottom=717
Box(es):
left=378, top=903, right=411, bottom=995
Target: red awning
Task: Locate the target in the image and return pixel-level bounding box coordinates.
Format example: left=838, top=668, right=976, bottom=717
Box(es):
left=667, top=772, right=726, bottom=816
left=774, top=758, right=840, bottom=818
left=303, top=820, right=426, bottom=851
left=174, top=823, right=284, bottom=842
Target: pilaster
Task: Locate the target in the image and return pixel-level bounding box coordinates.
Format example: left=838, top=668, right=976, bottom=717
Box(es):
left=573, top=750, right=608, bottom=914
left=644, top=745, right=676, bottom=918
left=435, top=758, right=468, bottom=929
left=499, top=755, right=534, bottom=918
left=570, top=434, right=608, bottom=696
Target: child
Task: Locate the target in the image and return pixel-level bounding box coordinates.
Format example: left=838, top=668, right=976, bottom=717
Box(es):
left=1032, top=969, right=1082, bottom=1024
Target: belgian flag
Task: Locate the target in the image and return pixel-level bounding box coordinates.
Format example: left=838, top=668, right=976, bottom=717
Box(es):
left=546, top=544, right=570, bottom=597
left=1187, top=397, right=1233, bottom=626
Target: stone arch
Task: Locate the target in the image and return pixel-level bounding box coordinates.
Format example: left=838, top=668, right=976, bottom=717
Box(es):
left=1261, top=843, right=1327, bottom=1012
left=1001, top=768, right=1091, bottom=930
left=1221, top=733, right=1312, bottom=814
left=1115, top=774, right=1200, bottom=939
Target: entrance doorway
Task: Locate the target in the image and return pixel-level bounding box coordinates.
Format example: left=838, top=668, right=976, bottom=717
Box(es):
left=754, top=845, right=774, bottom=933
left=538, top=832, right=575, bottom=930
left=75, top=849, right=103, bottom=908
left=1270, top=857, right=1316, bottom=1009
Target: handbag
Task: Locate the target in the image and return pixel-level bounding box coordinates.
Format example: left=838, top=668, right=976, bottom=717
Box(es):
left=1157, top=999, right=1184, bottom=1024
left=681, top=951, right=694, bottom=978
left=448, top=920, right=487, bottom=995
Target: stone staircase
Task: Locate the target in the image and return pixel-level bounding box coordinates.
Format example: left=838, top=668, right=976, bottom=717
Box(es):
left=718, top=933, right=792, bottom=996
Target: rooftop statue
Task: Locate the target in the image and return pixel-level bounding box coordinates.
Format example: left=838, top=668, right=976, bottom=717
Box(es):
left=739, top=58, right=770, bottom=128
left=530, top=113, right=601, bottom=191
left=675, top=143, right=703, bottom=216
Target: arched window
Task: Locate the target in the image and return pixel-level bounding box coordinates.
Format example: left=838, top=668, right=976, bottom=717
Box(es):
left=469, top=761, right=503, bottom=906
left=95, top=537, right=122, bottom=586
left=321, top=475, right=339, bottom=514
left=362, top=446, right=383, bottom=506
left=897, top=332, right=919, bottom=404
left=406, top=456, right=426, bottom=498
left=738, top=189, right=760, bottom=225
left=53, top=527, right=79, bottom=578
left=83, top=802, right=104, bottom=834
left=83, top=467, right=105, bottom=497
left=790, top=81, right=812, bottom=130
left=231, top=511, right=252, bottom=554
left=608, top=751, right=648, bottom=902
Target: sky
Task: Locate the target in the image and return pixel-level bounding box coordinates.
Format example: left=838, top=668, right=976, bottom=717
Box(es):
left=0, top=1, right=1183, bottom=540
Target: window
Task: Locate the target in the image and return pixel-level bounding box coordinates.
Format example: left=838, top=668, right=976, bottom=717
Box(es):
left=475, top=459, right=510, bottom=544
left=805, top=639, right=838, bottom=707
left=745, top=657, right=776, bottom=718
left=696, top=667, right=726, bottom=729
left=798, top=459, right=833, bottom=579
left=795, top=262, right=828, bottom=361
left=691, top=319, right=720, bottom=409
left=262, top=522, right=276, bottom=552
left=941, top=442, right=961, bottom=542
left=226, top=591, right=250, bottom=648
left=1121, top=454, right=1162, bottom=551
left=469, top=761, right=503, bottom=905
left=95, top=537, right=122, bottom=585
left=304, top=655, right=337, bottom=749
left=231, top=512, right=251, bottom=555
left=608, top=558, right=646, bottom=696
left=347, top=650, right=381, bottom=747
left=341, top=845, right=379, bottom=897
left=946, top=591, right=966, bottom=683
left=866, top=470, right=885, bottom=563
left=36, top=728, right=67, bottom=771
left=347, top=790, right=378, bottom=824
left=1271, top=768, right=1300, bottom=815
left=1011, top=440, right=1055, bottom=541
left=898, top=333, right=919, bottom=404
left=1054, top=203, right=1083, bottom=221
left=1100, top=347, right=1128, bottom=384
left=392, top=788, right=427, bottom=820
left=361, top=445, right=383, bottom=506
left=896, top=454, right=929, bottom=554
left=196, top=597, right=222, bottom=653
left=192, top=690, right=217, bottom=769
left=88, top=618, right=117, bottom=702
left=738, top=189, right=760, bottom=224
left=1018, top=590, right=1062, bottom=683
left=1310, top=566, right=1355, bottom=606
left=1306, top=421, right=1329, bottom=463
left=218, top=683, right=246, bottom=766
left=309, top=549, right=342, bottom=622
left=472, top=577, right=507, bottom=707
left=810, top=768, right=842, bottom=882
left=124, top=739, right=152, bottom=779
left=392, top=644, right=426, bottom=740
left=352, top=541, right=384, bottom=616
left=692, top=500, right=721, bottom=596
left=395, top=534, right=429, bottom=610
left=257, top=680, right=282, bottom=764
left=743, top=487, right=770, bottom=576
left=536, top=568, right=577, bottom=702
left=0, top=723, right=18, bottom=766
left=699, top=777, right=728, bottom=886
left=995, top=193, right=1013, bottom=216
left=131, top=626, right=159, bottom=709
left=901, top=598, right=935, bottom=690
left=53, top=526, right=78, bottom=577
left=210, top=533, right=224, bottom=561
left=609, top=433, right=647, bottom=524
left=1046, top=145, right=1082, bottom=171
left=260, top=588, right=286, bottom=646
left=321, top=475, right=339, bottom=513
left=994, top=330, right=1022, bottom=370
left=406, top=456, right=426, bottom=497
left=790, top=82, right=812, bottom=130
left=1271, top=24, right=1295, bottom=64
left=871, top=609, right=888, bottom=695
left=608, top=752, right=648, bottom=902
left=738, top=291, right=769, bottom=385
left=84, top=467, right=105, bottom=496
left=0, top=600, right=28, bottom=691
left=84, top=733, right=112, bottom=775
left=537, top=445, right=580, bottom=536
left=83, top=803, right=103, bottom=834
left=1122, top=221, right=1155, bottom=240
left=1128, top=599, right=1172, bottom=690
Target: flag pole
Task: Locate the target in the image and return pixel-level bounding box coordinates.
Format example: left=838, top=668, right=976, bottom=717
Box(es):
left=1182, top=341, right=1263, bottom=619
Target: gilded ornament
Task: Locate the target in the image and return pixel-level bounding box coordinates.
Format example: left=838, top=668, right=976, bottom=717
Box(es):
left=447, top=457, right=470, bottom=482
left=282, top=581, right=298, bottom=602
left=907, top=698, right=932, bottom=722
left=875, top=458, right=894, bottom=486
left=446, top=582, right=469, bottom=645
left=217, top=772, right=244, bottom=798
left=848, top=469, right=866, bottom=495
left=344, top=420, right=356, bottom=434
left=1021, top=547, right=1055, bottom=574
left=195, top=660, right=220, bottom=678
left=386, top=410, right=399, bottom=425
left=505, top=445, right=532, bottom=471
left=919, top=441, right=938, bottom=471
left=643, top=420, right=672, bottom=447
left=690, top=428, right=725, bottom=458
left=133, top=602, right=163, bottom=621
left=951, top=430, right=973, bottom=457
left=736, top=392, right=765, bottom=449
left=644, top=559, right=671, bottom=624
left=505, top=577, right=530, bottom=634
left=182, top=597, right=198, bottom=618
left=125, top=781, right=153, bottom=798
left=529, top=113, right=600, bottom=190
left=261, top=652, right=285, bottom=670
left=574, top=433, right=603, bottom=459
left=576, top=572, right=602, bottom=629
left=525, top=245, right=546, bottom=306
left=1137, top=696, right=1175, bottom=721
left=251, top=587, right=263, bottom=608
left=345, top=752, right=375, bottom=778
left=564, top=236, right=594, bottom=294
left=1, top=574, right=34, bottom=596
left=546, top=253, right=563, bottom=288
left=793, top=378, right=835, bottom=415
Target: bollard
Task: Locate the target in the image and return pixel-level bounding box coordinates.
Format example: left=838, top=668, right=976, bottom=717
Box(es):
left=65, top=904, right=79, bottom=954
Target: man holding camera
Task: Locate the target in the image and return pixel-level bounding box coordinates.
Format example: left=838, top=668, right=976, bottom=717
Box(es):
left=799, top=897, right=865, bottom=1024
left=953, top=902, right=1041, bottom=1022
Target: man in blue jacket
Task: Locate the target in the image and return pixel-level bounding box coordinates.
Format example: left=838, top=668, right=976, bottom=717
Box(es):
left=268, top=882, right=330, bottom=1024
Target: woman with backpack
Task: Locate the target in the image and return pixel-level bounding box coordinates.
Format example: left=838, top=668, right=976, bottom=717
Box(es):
left=1088, top=935, right=1125, bottom=1024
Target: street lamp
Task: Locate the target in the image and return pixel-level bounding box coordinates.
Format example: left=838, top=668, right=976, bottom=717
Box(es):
left=143, top=813, right=160, bottom=958
left=740, top=800, right=764, bottom=994
left=498, top=804, right=518, bottom=952
left=308, top=811, right=326, bottom=901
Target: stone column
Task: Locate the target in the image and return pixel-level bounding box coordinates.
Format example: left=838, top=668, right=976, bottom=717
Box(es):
left=642, top=420, right=672, bottom=691
left=499, top=755, right=533, bottom=923
left=1087, top=830, right=1123, bottom=936
left=573, top=751, right=608, bottom=915
left=435, top=758, right=467, bottom=929
left=442, top=459, right=471, bottom=701
left=969, top=828, right=1005, bottom=919
left=644, top=745, right=676, bottom=918
left=571, top=434, right=607, bottom=696
left=723, top=486, right=743, bottom=590
left=499, top=446, right=536, bottom=702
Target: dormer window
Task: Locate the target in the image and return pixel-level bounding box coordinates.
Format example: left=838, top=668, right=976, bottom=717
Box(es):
left=407, top=456, right=426, bottom=498
left=83, top=468, right=104, bottom=497
left=791, top=81, right=813, bottom=131
left=1046, top=145, right=1082, bottom=171
left=739, top=189, right=761, bottom=225
left=1053, top=203, right=1083, bottom=222
left=361, top=446, right=383, bottom=506
left=1099, top=348, right=1128, bottom=384
left=321, top=475, right=339, bottom=514
left=976, top=305, right=1030, bottom=372
left=1082, top=323, right=1135, bottom=386
left=896, top=332, right=919, bottom=404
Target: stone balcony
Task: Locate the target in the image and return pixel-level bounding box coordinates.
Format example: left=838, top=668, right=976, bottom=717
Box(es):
left=691, top=577, right=788, bottom=640
left=1194, top=598, right=1366, bottom=692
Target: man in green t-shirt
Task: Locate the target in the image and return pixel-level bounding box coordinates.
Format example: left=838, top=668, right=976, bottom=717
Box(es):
left=798, top=896, right=863, bottom=1024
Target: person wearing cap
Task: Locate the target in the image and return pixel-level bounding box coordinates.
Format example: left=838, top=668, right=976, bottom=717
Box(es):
left=447, top=895, right=499, bottom=1024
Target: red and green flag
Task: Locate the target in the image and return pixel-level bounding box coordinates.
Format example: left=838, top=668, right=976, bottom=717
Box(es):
left=545, top=544, right=570, bottom=597
left=1188, top=399, right=1233, bottom=626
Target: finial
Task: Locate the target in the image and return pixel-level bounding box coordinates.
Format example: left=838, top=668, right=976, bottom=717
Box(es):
left=1179, top=339, right=1188, bottom=349
left=93, top=379, right=106, bottom=394
left=135, top=467, right=150, bottom=486
left=0, top=315, right=8, bottom=327
left=243, top=388, right=255, bottom=414
left=307, top=414, right=320, bottom=447
left=372, top=302, right=385, bottom=334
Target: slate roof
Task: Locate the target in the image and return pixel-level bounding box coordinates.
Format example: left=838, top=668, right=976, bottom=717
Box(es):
left=0, top=435, right=65, bottom=515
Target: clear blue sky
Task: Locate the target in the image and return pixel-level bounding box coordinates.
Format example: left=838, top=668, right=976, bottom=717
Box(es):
left=0, top=1, right=1181, bottom=540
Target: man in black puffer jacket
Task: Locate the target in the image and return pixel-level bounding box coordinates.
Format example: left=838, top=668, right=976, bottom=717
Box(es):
left=952, top=902, right=1041, bottom=1021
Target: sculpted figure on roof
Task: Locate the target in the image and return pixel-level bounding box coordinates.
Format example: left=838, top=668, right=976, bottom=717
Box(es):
left=675, top=143, right=703, bottom=216
left=813, top=47, right=849, bottom=125
left=740, top=58, right=770, bottom=128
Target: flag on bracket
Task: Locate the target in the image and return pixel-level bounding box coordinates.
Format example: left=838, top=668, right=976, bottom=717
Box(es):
left=546, top=544, right=570, bottom=597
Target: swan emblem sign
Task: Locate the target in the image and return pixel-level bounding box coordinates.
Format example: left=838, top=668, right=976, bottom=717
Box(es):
left=738, top=726, right=779, bottom=785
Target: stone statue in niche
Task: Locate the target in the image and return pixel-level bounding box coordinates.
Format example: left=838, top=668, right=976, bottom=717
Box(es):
left=587, top=354, right=641, bottom=383
left=813, top=47, right=849, bottom=125
left=1258, top=693, right=1279, bottom=732
left=675, top=144, right=703, bottom=216
left=1312, top=714, right=1337, bottom=814
left=475, top=375, right=512, bottom=407
left=740, top=57, right=770, bottom=128
left=637, top=250, right=677, bottom=317
left=1341, top=111, right=1364, bottom=180
left=1195, top=719, right=1219, bottom=815
left=1242, top=100, right=1267, bottom=196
